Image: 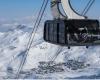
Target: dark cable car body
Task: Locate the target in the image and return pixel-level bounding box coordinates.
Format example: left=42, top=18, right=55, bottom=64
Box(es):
left=44, top=19, right=100, bottom=46
left=43, top=0, right=100, bottom=47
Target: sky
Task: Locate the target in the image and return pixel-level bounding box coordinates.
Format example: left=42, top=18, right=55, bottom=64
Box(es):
left=0, top=0, right=42, bottom=19
left=0, top=0, right=99, bottom=22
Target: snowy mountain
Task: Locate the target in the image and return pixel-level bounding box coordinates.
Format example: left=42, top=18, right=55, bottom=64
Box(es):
left=0, top=22, right=100, bottom=79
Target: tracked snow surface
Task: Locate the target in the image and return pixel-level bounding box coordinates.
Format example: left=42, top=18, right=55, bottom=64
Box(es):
left=0, top=22, right=100, bottom=79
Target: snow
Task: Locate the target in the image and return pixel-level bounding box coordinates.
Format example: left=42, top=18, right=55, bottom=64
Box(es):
left=0, top=22, right=100, bottom=79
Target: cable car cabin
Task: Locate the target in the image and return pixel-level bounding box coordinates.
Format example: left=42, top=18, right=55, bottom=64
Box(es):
left=44, top=19, right=100, bottom=47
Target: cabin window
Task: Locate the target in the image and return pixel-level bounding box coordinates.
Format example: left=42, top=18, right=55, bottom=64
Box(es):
left=49, top=23, right=54, bottom=41
left=57, top=23, right=59, bottom=43
left=45, top=23, right=49, bottom=40
left=53, top=23, right=58, bottom=43
left=58, top=22, right=65, bottom=44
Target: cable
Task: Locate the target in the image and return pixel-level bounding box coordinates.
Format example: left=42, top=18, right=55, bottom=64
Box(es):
left=83, top=0, right=95, bottom=16
left=26, top=0, right=46, bottom=46
left=52, top=47, right=63, bottom=61
left=81, top=0, right=95, bottom=16
left=81, top=0, right=92, bottom=15
left=15, top=0, right=49, bottom=78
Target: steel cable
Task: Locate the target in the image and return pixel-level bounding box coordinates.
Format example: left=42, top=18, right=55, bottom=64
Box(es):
left=82, top=0, right=95, bottom=16
left=15, top=0, right=49, bottom=78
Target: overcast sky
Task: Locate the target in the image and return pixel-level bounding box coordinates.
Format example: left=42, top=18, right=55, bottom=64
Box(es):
left=0, top=0, right=99, bottom=21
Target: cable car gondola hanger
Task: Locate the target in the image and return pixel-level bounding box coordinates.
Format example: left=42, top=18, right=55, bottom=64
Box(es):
left=44, top=0, right=100, bottom=48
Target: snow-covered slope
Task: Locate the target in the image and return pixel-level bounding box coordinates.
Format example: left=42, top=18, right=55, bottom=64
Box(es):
left=0, top=22, right=100, bottom=79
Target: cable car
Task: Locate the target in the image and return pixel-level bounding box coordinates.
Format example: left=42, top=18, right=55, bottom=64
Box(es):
left=44, top=19, right=100, bottom=46
left=43, top=0, right=100, bottom=47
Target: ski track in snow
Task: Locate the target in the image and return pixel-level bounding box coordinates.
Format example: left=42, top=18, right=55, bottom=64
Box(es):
left=0, top=23, right=100, bottom=79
